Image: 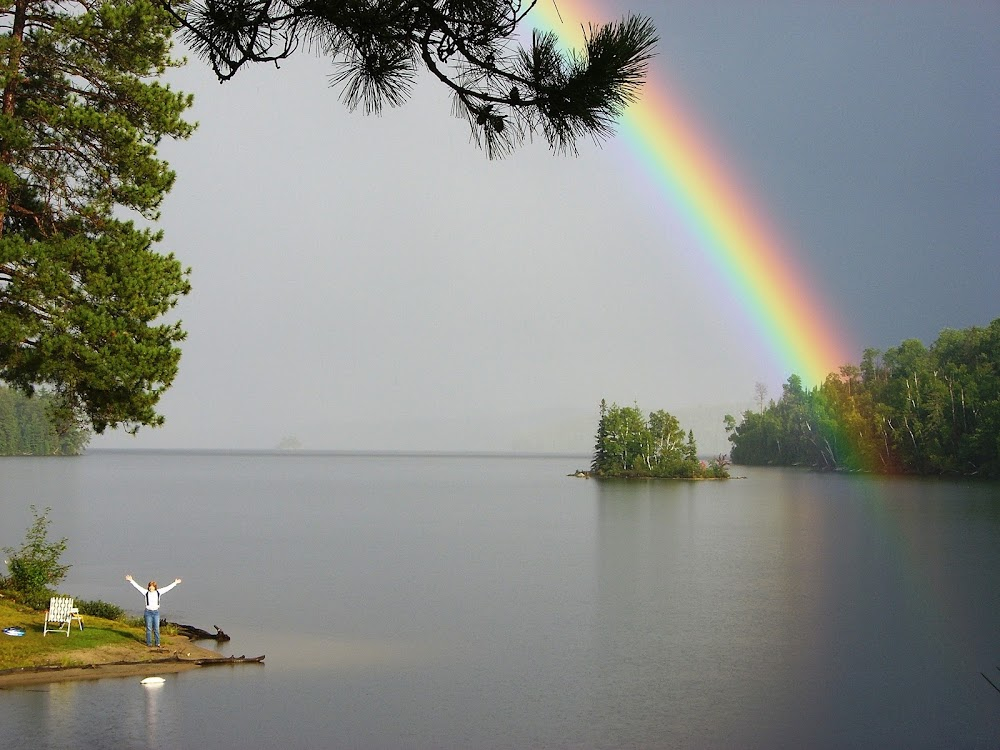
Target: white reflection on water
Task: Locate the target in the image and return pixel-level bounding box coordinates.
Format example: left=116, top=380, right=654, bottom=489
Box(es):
left=142, top=679, right=163, bottom=745
left=42, top=682, right=78, bottom=748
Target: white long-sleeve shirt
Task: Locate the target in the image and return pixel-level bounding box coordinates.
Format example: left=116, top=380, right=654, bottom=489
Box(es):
left=129, top=579, right=178, bottom=610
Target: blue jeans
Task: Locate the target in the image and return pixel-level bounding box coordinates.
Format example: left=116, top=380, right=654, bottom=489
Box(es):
left=144, top=609, right=161, bottom=646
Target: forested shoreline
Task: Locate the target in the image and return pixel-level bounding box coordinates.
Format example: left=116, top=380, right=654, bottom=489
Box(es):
left=725, top=319, right=1000, bottom=477
left=0, top=386, right=90, bottom=456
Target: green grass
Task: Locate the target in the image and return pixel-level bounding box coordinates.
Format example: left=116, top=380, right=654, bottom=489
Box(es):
left=0, top=597, right=179, bottom=671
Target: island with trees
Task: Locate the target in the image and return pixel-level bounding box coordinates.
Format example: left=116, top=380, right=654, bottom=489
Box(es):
left=588, top=400, right=730, bottom=479
left=725, top=318, right=1000, bottom=477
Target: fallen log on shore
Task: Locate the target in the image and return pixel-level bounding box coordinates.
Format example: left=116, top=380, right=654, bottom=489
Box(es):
left=169, top=622, right=231, bottom=642
left=192, top=654, right=265, bottom=666
left=27, top=654, right=264, bottom=669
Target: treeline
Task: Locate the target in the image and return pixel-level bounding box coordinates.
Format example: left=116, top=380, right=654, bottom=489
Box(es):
left=591, top=400, right=730, bottom=478
left=0, top=386, right=91, bottom=456
left=725, top=319, right=1000, bottom=476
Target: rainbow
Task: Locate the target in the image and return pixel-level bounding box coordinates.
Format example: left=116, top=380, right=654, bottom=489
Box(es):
left=527, top=4, right=973, bottom=677
left=530, top=1, right=855, bottom=386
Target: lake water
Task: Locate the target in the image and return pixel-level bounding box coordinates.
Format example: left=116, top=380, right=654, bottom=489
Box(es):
left=1, top=451, right=998, bottom=749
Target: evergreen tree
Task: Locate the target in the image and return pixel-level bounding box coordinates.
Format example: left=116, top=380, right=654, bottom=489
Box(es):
left=684, top=429, right=697, bottom=462
left=591, top=398, right=608, bottom=473
left=165, top=0, right=657, bottom=158
left=0, top=1, right=195, bottom=434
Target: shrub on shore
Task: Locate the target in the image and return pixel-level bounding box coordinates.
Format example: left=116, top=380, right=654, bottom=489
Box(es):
left=2, top=506, right=70, bottom=603
left=75, top=599, right=125, bottom=621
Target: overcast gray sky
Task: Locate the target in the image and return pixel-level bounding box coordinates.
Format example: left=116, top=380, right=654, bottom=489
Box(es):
left=94, top=1, right=999, bottom=455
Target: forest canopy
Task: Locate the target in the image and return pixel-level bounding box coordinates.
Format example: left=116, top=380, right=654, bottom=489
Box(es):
left=725, top=318, right=1000, bottom=477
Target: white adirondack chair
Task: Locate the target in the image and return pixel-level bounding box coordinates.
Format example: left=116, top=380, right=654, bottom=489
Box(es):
left=43, top=596, right=81, bottom=636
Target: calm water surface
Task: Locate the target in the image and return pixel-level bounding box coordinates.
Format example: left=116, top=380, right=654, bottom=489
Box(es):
left=1, top=452, right=998, bottom=749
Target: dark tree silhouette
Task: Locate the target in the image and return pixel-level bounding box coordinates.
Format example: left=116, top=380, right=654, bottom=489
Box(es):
left=162, top=0, right=657, bottom=157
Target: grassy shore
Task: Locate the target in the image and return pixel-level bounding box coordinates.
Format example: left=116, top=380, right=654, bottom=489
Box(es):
left=0, top=597, right=226, bottom=687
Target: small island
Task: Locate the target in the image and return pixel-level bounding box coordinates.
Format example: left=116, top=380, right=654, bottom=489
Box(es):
left=586, top=400, right=730, bottom=479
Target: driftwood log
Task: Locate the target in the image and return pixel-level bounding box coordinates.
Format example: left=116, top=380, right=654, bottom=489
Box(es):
left=86, top=654, right=263, bottom=667
left=191, top=654, right=265, bottom=667
left=168, top=622, right=231, bottom=642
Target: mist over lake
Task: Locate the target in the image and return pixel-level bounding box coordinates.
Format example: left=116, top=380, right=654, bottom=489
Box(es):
left=2, top=451, right=998, bottom=749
